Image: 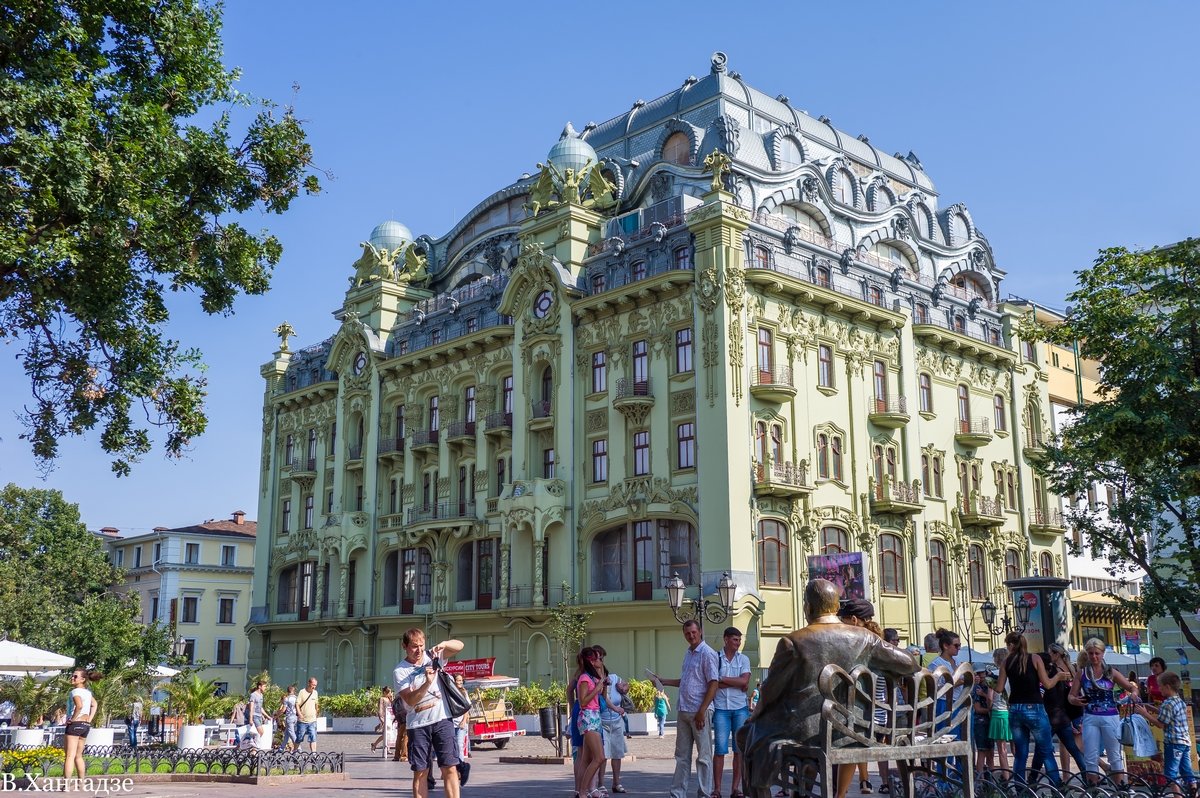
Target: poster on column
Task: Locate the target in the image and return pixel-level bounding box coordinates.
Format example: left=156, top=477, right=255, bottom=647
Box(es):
left=807, top=553, right=865, bottom=600
left=1015, top=590, right=1044, bottom=652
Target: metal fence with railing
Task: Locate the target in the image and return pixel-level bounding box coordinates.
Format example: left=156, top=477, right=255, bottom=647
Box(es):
left=615, top=378, right=652, bottom=398
left=752, top=365, right=795, bottom=387
left=871, top=396, right=908, bottom=415
left=958, top=418, right=992, bottom=435
left=530, top=400, right=552, bottom=419
left=406, top=502, right=477, bottom=524
left=507, top=585, right=568, bottom=608
left=485, top=411, right=513, bottom=430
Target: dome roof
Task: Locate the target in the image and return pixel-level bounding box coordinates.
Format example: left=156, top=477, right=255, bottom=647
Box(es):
left=369, top=220, right=412, bottom=251
left=546, top=122, right=598, bottom=174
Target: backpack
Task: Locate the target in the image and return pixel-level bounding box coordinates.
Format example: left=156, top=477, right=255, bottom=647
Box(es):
left=392, top=694, right=407, bottom=723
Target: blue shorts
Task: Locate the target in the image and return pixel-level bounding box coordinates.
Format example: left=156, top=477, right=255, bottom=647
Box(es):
left=409, top=719, right=461, bottom=772
left=712, top=707, right=750, bottom=756
left=295, top=720, right=317, bottom=742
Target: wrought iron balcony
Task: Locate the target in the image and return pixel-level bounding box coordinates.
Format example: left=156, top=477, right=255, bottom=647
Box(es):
left=868, top=396, right=910, bottom=429
left=484, top=411, right=513, bottom=436
left=286, top=457, right=317, bottom=474
left=958, top=492, right=1005, bottom=527
left=870, top=476, right=923, bottom=514
left=445, top=420, right=476, bottom=443
left=752, top=459, right=812, bottom=497
left=409, top=429, right=439, bottom=451
left=955, top=418, right=993, bottom=448
left=1028, top=508, right=1066, bottom=532
left=528, top=400, right=553, bottom=431
left=614, top=378, right=655, bottom=424
left=507, top=585, right=567, bottom=608
left=377, top=437, right=405, bottom=459
left=750, top=366, right=797, bottom=403
left=406, top=502, right=477, bottom=524
left=347, top=444, right=363, bottom=461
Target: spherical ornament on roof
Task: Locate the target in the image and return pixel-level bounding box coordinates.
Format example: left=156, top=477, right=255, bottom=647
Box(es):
left=546, top=122, right=598, bottom=174
left=369, top=220, right=412, bottom=251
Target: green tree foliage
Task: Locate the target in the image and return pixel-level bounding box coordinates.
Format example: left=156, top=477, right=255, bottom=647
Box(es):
left=0, top=0, right=321, bottom=475
left=547, top=583, right=593, bottom=684
left=1030, top=239, right=1200, bottom=647
left=0, top=483, right=171, bottom=670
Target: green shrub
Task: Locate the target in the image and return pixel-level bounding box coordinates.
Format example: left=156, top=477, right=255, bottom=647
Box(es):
left=1, top=746, right=63, bottom=774
left=154, top=762, right=172, bottom=773
left=626, top=679, right=656, bottom=712
left=138, top=762, right=153, bottom=773
left=320, top=686, right=382, bottom=717
left=506, top=684, right=547, bottom=714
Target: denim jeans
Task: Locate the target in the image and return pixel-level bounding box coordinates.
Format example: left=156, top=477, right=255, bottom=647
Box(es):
left=1031, top=720, right=1086, bottom=775
left=712, top=707, right=750, bottom=756
left=1009, top=703, right=1060, bottom=785
left=1164, top=742, right=1197, bottom=785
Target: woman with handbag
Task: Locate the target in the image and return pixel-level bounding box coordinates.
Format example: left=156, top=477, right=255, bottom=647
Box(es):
left=995, top=632, right=1070, bottom=787
left=1069, top=637, right=1141, bottom=785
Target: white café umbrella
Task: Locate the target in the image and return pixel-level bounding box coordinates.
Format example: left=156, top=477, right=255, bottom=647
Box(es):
left=0, top=638, right=74, bottom=673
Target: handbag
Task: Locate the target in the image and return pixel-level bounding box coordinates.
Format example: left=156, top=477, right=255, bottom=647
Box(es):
left=436, top=667, right=472, bottom=719
left=619, top=694, right=636, bottom=713
left=1120, top=715, right=1136, bottom=747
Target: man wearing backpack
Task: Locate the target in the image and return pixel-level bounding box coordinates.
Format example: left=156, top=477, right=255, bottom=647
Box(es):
left=295, top=677, right=320, bottom=753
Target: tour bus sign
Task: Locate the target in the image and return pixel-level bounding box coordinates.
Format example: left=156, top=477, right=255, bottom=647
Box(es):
left=442, top=657, right=495, bottom=678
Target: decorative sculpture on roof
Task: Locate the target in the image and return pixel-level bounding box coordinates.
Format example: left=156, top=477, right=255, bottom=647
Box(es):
left=525, top=157, right=617, bottom=215
left=351, top=242, right=405, bottom=286
left=703, top=148, right=732, bottom=192
left=398, top=244, right=430, bottom=286
left=274, top=321, right=295, bottom=352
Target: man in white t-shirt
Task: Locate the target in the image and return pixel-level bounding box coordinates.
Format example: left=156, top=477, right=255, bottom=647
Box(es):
left=712, top=626, right=752, bottom=798
left=394, top=627, right=464, bottom=798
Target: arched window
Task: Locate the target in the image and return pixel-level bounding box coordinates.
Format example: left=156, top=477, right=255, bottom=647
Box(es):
left=820, top=526, right=848, bottom=554
left=770, top=424, right=783, bottom=464
left=929, top=540, right=948, bottom=597
left=831, top=435, right=844, bottom=481
left=874, top=242, right=908, bottom=271
left=994, top=394, right=1007, bottom=432
left=758, top=519, right=789, bottom=587
left=1039, top=551, right=1053, bottom=577
left=919, top=373, right=933, bottom=413
left=879, top=534, right=905, bottom=594
left=1004, top=549, right=1021, bottom=582
left=779, top=204, right=821, bottom=232
left=870, top=187, right=893, bottom=212
left=755, top=421, right=767, bottom=464
left=873, top=444, right=884, bottom=485
left=777, top=138, right=803, bottom=171
left=949, top=213, right=970, bottom=244
left=968, top=544, right=986, bottom=599
left=591, top=527, right=626, bottom=592
left=663, top=132, right=691, bottom=165
left=456, top=544, right=474, bottom=602
left=754, top=247, right=770, bottom=269
left=914, top=205, right=933, bottom=238
left=922, top=455, right=931, bottom=494
left=816, top=433, right=830, bottom=478
left=834, top=170, right=855, bottom=205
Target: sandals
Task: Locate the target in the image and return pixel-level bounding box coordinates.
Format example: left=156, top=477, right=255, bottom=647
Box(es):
left=861, top=780, right=874, bottom=794
left=612, top=787, right=628, bottom=795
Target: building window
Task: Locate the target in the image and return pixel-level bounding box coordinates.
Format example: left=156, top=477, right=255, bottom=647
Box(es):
left=592, top=352, right=607, bottom=393
left=307, top=428, right=317, bottom=462
left=543, top=448, right=555, bottom=479
left=591, top=273, right=606, bottom=293
left=181, top=639, right=196, bottom=665
left=114, top=549, right=124, bottom=567
left=329, top=420, right=336, bottom=452
left=303, top=494, right=314, bottom=529
left=466, top=316, right=477, bottom=334
left=968, top=544, right=986, bottom=599
left=431, top=328, right=442, bottom=345
left=929, top=540, right=948, bottom=597
left=502, top=376, right=513, bottom=414
left=429, top=395, right=439, bottom=431
left=495, top=457, right=506, bottom=495
left=1004, top=549, right=1021, bottom=582
left=868, top=285, right=884, bottom=307
left=914, top=303, right=929, bottom=325
left=284, top=434, right=294, bottom=464
left=456, top=544, right=474, bottom=602
left=674, top=246, right=692, bottom=270
left=815, top=264, right=831, bottom=288
left=218, top=597, right=235, bottom=624
left=150, top=595, right=159, bottom=622
left=221, top=545, right=236, bottom=567
left=388, top=480, right=398, bottom=514
left=403, top=547, right=432, bottom=609
left=215, top=639, right=232, bottom=665
left=879, top=534, right=905, bottom=594
left=354, top=482, right=364, bottom=512
left=831, top=435, right=844, bottom=481
left=153, top=541, right=161, bottom=563
left=185, top=543, right=199, bottom=565
left=633, top=431, right=650, bottom=476
left=325, top=489, right=333, bottom=514
left=932, top=455, right=944, bottom=497
left=919, top=373, right=933, bottom=413
left=657, top=519, right=699, bottom=591
left=817, top=434, right=830, bottom=479
left=677, top=423, right=696, bottom=469
left=592, top=439, right=608, bottom=483
left=465, top=386, right=476, bottom=423
left=1007, top=471, right=1017, bottom=510
left=994, top=394, right=1007, bottom=431
left=754, top=247, right=770, bottom=269
left=280, top=499, right=291, bottom=532
left=676, top=328, right=693, bottom=373
left=957, top=384, right=970, bottom=423
left=873, top=360, right=888, bottom=406
left=592, top=526, right=627, bottom=591
left=835, top=170, right=855, bottom=205
left=758, top=519, right=789, bottom=587
left=770, top=424, right=783, bottom=464
left=757, top=328, right=774, bottom=379
left=663, top=132, right=691, bottom=165
left=1039, top=551, right=1054, bottom=576
left=134, top=546, right=142, bottom=568
left=1022, top=340, right=1037, bottom=363
left=181, top=596, right=198, bottom=623
left=541, top=366, right=554, bottom=405
left=632, top=340, right=648, bottom=385
left=817, top=344, right=834, bottom=388
left=821, top=526, right=849, bottom=554
left=631, top=261, right=647, bottom=281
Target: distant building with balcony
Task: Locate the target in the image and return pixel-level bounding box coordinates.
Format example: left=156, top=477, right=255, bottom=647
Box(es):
left=103, top=512, right=256, bottom=694
left=248, top=53, right=1062, bottom=691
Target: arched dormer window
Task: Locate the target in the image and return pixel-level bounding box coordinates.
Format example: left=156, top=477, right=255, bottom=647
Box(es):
left=949, top=213, right=970, bottom=245
left=869, top=184, right=894, bottom=212
left=777, top=137, right=803, bottom=171
left=874, top=242, right=914, bottom=274
left=663, top=132, right=691, bottom=166
left=834, top=170, right=856, bottom=206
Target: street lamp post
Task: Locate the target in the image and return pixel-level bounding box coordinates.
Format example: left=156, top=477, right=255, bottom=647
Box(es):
left=979, top=597, right=1031, bottom=648
left=665, top=572, right=737, bottom=627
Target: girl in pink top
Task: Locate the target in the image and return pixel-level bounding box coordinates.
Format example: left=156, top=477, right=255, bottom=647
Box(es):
left=575, top=647, right=606, bottom=798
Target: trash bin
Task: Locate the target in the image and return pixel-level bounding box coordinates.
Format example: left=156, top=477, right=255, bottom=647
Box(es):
left=538, top=706, right=557, bottom=739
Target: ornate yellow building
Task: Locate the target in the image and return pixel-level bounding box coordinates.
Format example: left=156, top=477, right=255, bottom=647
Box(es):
left=248, top=54, right=1065, bottom=690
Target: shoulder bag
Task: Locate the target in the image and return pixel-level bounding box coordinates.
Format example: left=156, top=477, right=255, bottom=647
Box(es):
left=434, top=659, right=471, bottom=719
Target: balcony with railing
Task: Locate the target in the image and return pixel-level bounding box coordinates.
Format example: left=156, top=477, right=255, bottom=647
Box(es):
left=406, top=502, right=477, bottom=525
left=507, top=584, right=568, bottom=609
left=445, top=420, right=476, bottom=445
left=750, top=365, right=797, bottom=403
left=346, top=443, right=364, bottom=469
left=285, top=457, right=318, bottom=475
left=485, top=411, right=513, bottom=437
left=1023, top=433, right=1048, bottom=461
left=958, top=493, right=1005, bottom=527
left=378, top=436, right=405, bottom=461
left=870, top=475, right=923, bottom=515
left=955, top=418, right=993, bottom=448
left=752, top=458, right=812, bottom=497
left=409, top=429, right=439, bottom=452
left=868, top=396, right=910, bottom=429
left=911, top=312, right=1011, bottom=363
left=528, top=400, right=553, bottom=432
left=1028, top=508, right=1067, bottom=533
left=614, top=378, right=655, bottom=424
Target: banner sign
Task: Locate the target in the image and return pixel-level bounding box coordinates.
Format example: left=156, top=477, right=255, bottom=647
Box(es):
left=441, top=657, right=495, bottom=678
left=806, top=552, right=865, bottom=600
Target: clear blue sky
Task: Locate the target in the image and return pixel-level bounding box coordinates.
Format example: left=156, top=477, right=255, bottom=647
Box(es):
left=2, top=1, right=1197, bottom=532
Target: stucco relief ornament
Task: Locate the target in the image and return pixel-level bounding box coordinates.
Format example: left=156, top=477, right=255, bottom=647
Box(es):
left=802, top=176, right=821, bottom=201
left=697, top=265, right=721, bottom=312
left=274, top=321, right=295, bottom=352
left=714, top=114, right=741, bottom=155
left=397, top=244, right=430, bottom=286
left=703, top=149, right=733, bottom=193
